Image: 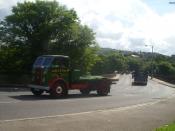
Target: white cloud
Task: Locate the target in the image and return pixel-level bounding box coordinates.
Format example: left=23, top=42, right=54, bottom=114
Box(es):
left=59, top=0, right=175, bottom=55
left=1, top=0, right=175, bottom=55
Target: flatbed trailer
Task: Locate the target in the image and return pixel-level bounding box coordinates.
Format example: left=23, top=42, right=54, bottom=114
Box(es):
left=28, top=55, right=117, bottom=98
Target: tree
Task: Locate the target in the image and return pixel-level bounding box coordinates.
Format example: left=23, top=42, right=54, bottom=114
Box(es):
left=49, top=24, right=97, bottom=72
left=0, top=0, right=97, bottom=74
left=157, top=61, right=175, bottom=76
left=0, top=46, right=24, bottom=74
left=0, top=0, right=78, bottom=72
left=91, top=52, right=127, bottom=75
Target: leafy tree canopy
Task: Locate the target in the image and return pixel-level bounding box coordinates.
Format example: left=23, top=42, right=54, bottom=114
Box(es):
left=0, top=0, right=97, bottom=74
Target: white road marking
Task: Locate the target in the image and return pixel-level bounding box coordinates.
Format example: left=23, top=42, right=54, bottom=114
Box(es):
left=0, top=100, right=163, bottom=123
left=0, top=101, right=18, bottom=104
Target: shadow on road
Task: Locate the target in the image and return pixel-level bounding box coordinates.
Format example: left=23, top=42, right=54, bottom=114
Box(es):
left=0, top=88, right=29, bottom=92
left=132, top=82, right=147, bottom=86
left=9, top=93, right=109, bottom=101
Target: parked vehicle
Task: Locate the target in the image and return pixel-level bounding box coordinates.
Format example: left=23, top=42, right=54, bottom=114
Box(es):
left=28, top=55, right=117, bottom=98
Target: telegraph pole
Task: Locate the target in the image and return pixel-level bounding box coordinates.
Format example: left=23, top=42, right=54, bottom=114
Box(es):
left=145, top=45, right=154, bottom=79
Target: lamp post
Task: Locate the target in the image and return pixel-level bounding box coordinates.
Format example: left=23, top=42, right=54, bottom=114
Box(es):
left=145, top=44, right=154, bottom=79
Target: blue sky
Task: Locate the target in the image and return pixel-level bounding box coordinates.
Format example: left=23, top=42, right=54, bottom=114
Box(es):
left=0, top=0, right=175, bottom=55
left=143, top=0, right=175, bottom=15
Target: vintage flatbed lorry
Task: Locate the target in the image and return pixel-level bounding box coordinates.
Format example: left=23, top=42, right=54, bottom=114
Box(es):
left=28, top=55, right=117, bottom=98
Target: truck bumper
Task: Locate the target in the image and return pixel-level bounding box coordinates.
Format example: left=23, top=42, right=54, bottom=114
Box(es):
left=28, top=84, right=50, bottom=91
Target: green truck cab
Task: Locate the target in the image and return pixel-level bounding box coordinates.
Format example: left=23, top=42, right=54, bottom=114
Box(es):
left=28, top=55, right=115, bottom=98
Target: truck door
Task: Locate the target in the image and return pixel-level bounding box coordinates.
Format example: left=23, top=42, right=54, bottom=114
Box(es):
left=51, top=57, right=70, bottom=82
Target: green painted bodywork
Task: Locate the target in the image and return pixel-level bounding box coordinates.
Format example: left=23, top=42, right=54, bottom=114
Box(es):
left=32, top=55, right=106, bottom=86
left=79, top=75, right=105, bottom=82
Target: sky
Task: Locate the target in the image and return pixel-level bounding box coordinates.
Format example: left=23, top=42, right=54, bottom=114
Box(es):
left=0, top=0, right=175, bottom=56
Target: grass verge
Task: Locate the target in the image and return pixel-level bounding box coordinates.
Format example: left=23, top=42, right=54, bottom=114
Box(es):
left=155, top=123, right=175, bottom=131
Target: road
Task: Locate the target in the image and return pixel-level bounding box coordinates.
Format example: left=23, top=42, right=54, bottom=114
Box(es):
left=0, top=74, right=174, bottom=121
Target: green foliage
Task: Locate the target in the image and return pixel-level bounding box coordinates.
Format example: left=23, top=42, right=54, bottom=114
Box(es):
left=91, top=52, right=127, bottom=75
left=127, top=56, right=142, bottom=71
left=0, top=46, right=24, bottom=74
left=1, top=0, right=78, bottom=53
left=49, top=24, right=97, bottom=72
left=155, top=123, right=175, bottom=131
left=0, top=0, right=175, bottom=84
left=156, top=61, right=175, bottom=76
left=0, top=0, right=97, bottom=75
left=79, top=47, right=100, bottom=73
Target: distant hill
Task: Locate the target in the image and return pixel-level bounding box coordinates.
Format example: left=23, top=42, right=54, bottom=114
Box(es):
left=98, top=48, right=169, bottom=59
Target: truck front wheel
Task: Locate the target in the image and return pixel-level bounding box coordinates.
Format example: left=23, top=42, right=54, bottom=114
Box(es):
left=50, top=82, right=68, bottom=98
left=31, top=88, right=44, bottom=96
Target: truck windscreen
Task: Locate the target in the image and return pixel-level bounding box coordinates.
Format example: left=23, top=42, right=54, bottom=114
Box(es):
left=33, top=57, right=53, bottom=67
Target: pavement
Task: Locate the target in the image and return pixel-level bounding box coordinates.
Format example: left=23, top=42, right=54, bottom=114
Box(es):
left=152, top=77, right=175, bottom=88
left=0, top=74, right=175, bottom=131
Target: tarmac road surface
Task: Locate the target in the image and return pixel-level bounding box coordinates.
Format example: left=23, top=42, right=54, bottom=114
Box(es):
left=0, top=74, right=175, bottom=131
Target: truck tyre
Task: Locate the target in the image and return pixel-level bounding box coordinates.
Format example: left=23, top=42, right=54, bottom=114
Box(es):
left=31, top=88, right=44, bottom=96
left=50, top=82, right=68, bottom=98
left=97, top=86, right=109, bottom=96
left=80, top=89, right=90, bottom=95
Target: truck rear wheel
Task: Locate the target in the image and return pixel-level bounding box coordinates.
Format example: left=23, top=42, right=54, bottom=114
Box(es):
left=97, top=86, right=109, bottom=96
left=80, top=89, right=90, bottom=95
left=31, top=88, right=44, bottom=96
left=50, top=82, right=68, bottom=98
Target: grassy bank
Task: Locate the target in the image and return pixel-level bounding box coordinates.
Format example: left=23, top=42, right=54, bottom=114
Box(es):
left=155, top=123, right=175, bottom=131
